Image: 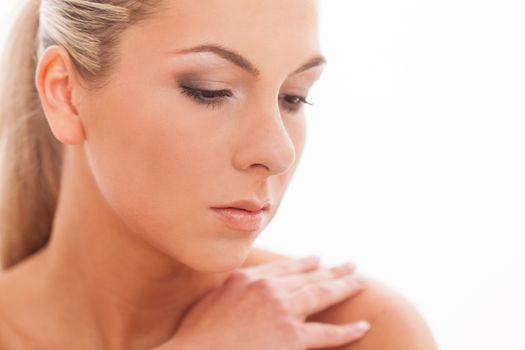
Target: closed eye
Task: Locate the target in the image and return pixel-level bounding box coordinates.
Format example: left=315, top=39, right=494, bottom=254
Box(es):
left=178, top=85, right=313, bottom=113
left=179, top=85, right=233, bottom=110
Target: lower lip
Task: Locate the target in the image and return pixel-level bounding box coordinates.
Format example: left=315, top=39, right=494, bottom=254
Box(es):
left=211, top=207, right=265, bottom=232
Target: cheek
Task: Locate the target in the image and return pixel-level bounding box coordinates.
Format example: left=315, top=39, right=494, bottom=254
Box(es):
left=285, top=113, right=307, bottom=170
left=83, top=84, right=226, bottom=239
left=289, top=115, right=307, bottom=160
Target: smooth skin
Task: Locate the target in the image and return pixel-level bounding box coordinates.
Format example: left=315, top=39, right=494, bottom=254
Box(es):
left=0, top=0, right=438, bottom=349
left=244, top=250, right=440, bottom=350
left=154, top=257, right=370, bottom=350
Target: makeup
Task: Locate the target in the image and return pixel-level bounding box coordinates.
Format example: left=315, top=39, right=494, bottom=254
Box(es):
left=210, top=207, right=265, bottom=232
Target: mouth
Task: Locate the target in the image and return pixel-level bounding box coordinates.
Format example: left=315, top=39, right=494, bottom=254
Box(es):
left=212, top=199, right=270, bottom=213
left=210, top=201, right=270, bottom=232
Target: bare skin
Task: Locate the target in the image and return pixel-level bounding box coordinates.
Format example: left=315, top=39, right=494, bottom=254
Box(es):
left=0, top=247, right=369, bottom=349
left=0, top=0, right=439, bottom=349
left=0, top=0, right=342, bottom=349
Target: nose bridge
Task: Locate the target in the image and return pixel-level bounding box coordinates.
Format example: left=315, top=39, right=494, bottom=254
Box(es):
left=232, top=99, right=296, bottom=175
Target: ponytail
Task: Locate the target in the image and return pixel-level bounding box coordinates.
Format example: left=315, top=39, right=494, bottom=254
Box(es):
left=0, top=0, right=63, bottom=271
left=0, top=0, right=163, bottom=271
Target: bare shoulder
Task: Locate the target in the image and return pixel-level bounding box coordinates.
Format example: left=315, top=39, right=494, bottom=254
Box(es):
left=0, top=269, right=40, bottom=349
left=308, top=276, right=439, bottom=350
left=0, top=320, right=23, bottom=350
left=0, top=281, right=26, bottom=349
left=0, top=311, right=36, bottom=349
left=244, top=247, right=439, bottom=350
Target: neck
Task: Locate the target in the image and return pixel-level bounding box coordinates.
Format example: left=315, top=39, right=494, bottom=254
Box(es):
left=32, top=145, right=228, bottom=350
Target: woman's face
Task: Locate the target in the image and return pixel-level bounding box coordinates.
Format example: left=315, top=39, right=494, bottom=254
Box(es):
left=77, top=0, right=325, bottom=271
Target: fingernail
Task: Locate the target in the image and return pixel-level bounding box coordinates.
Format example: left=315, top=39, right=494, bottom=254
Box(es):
left=353, top=320, right=371, bottom=332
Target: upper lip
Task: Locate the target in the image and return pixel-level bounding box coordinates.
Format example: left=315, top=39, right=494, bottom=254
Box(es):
left=213, top=200, right=271, bottom=213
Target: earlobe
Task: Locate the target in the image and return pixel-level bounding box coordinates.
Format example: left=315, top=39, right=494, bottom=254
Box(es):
left=35, top=45, right=86, bottom=145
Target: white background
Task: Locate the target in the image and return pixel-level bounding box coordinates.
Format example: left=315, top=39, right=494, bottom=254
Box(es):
left=2, top=1, right=524, bottom=349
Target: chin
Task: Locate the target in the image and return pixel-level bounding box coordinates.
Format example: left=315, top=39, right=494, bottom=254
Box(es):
left=183, top=243, right=255, bottom=274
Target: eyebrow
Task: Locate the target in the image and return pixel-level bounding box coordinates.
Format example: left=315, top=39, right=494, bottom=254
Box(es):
left=173, top=43, right=327, bottom=78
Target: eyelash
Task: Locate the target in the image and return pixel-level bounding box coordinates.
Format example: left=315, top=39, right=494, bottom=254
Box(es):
left=178, top=85, right=313, bottom=113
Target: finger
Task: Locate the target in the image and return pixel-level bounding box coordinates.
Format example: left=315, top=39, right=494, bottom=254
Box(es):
left=273, top=262, right=357, bottom=293
left=242, top=256, right=321, bottom=278
left=300, top=320, right=371, bottom=349
left=288, top=274, right=366, bottom=318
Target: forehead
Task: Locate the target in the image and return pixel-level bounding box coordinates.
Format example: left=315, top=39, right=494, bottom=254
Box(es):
left=124, top=0, right=321, bottom=75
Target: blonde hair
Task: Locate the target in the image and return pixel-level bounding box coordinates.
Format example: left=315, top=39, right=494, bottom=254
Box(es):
left=0, top=0, right=163, bottom=271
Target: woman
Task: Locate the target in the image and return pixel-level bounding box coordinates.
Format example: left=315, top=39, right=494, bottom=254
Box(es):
left=0, top=0, right=438, bottom=349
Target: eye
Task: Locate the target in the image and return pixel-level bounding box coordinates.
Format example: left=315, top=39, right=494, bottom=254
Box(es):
left=280, top=94, right=314, bottom=113
left=179, top=85, right=233, bottom=110
left=179, top=84, right=313, bottom=113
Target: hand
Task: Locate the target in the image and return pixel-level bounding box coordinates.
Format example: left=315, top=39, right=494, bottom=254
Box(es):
left=154, top=256, right=370, bottom=350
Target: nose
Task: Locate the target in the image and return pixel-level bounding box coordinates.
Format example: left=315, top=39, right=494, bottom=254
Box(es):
left=232, top=101, right=296, bottom=176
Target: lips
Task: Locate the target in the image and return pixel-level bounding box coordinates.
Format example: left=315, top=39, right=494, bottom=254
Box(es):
left=211, top=200, right=270, bottom=232
left=214, top=200, right=270, bottom=213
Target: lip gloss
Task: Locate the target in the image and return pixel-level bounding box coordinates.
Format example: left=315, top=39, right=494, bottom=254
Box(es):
left=210, top=207, right=265, bottom=232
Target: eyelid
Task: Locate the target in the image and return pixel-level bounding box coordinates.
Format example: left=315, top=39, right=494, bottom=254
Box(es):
left=175, top=74, right=234, bottom=90
left=177, top=83, right=314, bottom=114
left=179, top=85, right=233, bottom=101
left=180, top=84, right=232, bottom=94
left=180, top=84, right=310, bottom=102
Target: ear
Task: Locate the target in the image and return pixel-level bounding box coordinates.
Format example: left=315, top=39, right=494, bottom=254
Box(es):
left=35, top=45, right=86, bottom=145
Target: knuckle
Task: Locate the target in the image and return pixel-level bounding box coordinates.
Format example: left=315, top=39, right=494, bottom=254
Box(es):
left=272, top=296, right=292, bottom=314
left=248, top=279, right=291, bottom=311
left=280, top=318, right=303, bottom=343
left=248, top=277, right=278, bottom=296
